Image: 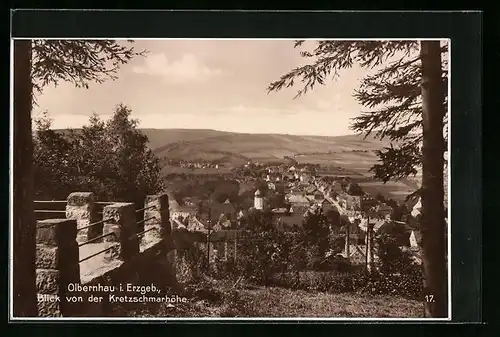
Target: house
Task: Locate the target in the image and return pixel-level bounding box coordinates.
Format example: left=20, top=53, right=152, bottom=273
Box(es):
left=305, top=184, right=318, bottom=196
left=319, top=198, right=337, bottom=213
left=287, top=193, right=310, bottom=206
left=376, top=203, right=393, bottom=219
left=324, top=186, right=335, bottom=198
left=182, top=196, right=201, bottom=207
left=410, top=197, right=422, bottom=217
left=333, top=181, right=344, bottom=192
left=300, top=173, right=312, bottom=183
left=289, top=204, right=310, bottom=215
left=339, top=193, right=362, bottom=210
left=272, top=207, right=305, bottom=231
left=313, top=190, right=324, bottom=201
left=187, top=216, right=206, bottom=232
left=169, top=197, right=198, bottom=221
left=409, top=230, right=418, bottom=248
left=237, top=209, right=247, bottom=220
left=361, top=194, right=378, bottom=210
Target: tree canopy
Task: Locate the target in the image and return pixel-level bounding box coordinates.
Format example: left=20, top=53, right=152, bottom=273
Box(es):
left=33, top=105, right=164, bottom=201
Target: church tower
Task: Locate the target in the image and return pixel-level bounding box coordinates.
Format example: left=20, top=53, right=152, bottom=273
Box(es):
left=254, top=189, right=264, bottom=210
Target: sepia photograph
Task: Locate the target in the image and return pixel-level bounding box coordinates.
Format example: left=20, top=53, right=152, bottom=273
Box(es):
left=11, top=38, right=450, bottom=321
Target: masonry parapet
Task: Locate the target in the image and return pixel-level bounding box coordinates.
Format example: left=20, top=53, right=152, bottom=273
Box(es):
left=35, top=218, right=80, bottom=317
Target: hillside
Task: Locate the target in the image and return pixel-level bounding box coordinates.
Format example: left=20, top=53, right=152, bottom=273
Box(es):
left=140, top=128, right=391, bottom=166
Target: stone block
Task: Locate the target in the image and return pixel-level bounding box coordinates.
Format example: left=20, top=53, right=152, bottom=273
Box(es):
left=67, top=192, right=96, bottom=207
left=66, top=192, right=98, bottom=243
left=36, top=219, right=77, bottom=247
left=37, top=296, right=62, bottom=317
left=35, top=245, right=59, bottom=269
left=145, top=193, right=171, bottom=237
left=102, top=203, right=138, bottom=261
left=36, top=269, right=60, bottom=294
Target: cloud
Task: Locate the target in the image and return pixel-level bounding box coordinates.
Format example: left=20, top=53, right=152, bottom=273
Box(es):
left=208, top=104, right=302, bottom=116
left=132, top=53, right=222, bottom=83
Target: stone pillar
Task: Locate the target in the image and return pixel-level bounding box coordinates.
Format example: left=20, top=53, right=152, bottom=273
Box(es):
left=36, top=219, right=80, bottom=317
left=102, top=203, right=139, bottom=263
left=149, top=193, right=171, bottom=237
left=66, top=192, right=98, bottom=244
left=141, top=194, right=170, bottom=249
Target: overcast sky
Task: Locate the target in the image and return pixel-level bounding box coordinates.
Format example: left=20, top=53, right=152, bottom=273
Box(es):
left=34, top=39, right=391, bottom=136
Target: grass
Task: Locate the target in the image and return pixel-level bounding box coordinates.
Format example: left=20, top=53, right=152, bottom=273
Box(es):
left=111, top=279, right=424, bottom=318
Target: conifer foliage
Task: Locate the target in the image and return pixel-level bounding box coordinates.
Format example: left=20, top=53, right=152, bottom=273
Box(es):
left=268, top=40, right=448, bottom=317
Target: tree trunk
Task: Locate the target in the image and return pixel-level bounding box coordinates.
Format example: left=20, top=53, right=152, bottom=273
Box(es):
left=13, top=40, right=38, bottom=316
left=419, top=41, right=447, bottom=318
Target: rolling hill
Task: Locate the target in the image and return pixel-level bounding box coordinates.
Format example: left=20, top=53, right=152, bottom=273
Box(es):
left=140, top=128, right=392, bottom=167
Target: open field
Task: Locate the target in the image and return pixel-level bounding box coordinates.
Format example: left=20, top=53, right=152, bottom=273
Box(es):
left=111, top=280, right=424, bottom=318
left=356, top=180, right=416, bottom=202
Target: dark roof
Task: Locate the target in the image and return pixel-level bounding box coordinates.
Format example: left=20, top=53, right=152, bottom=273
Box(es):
left=290, top=205, right=309, bottom=214
left=202, top=201, right=236, bottom=221
left=332, top=183, right=343, bottom=193
left=177, top=206, right=197, bottom=214
left=305, top=185, right=317, bottom=194
left=405, top=196, right=420, bottom=210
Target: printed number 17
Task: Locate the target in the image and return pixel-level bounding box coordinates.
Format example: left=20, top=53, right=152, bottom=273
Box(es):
left=425, top=295, right=435, bottom=302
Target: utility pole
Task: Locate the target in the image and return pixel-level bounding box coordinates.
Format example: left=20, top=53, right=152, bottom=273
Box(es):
left=367, top=221, right=374, bottom=274
left=365, top=212, right=369, bottom=271
left=234, top=233, right=237, bottom=262
left=206, top=209, right=212, bottom=274
left=345, top=218, right=350, bottom=259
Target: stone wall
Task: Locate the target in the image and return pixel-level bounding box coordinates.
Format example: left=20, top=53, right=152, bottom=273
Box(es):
left=33, top=192, right=177, bottom=318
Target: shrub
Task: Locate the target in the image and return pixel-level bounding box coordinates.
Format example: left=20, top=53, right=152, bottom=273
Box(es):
left=267, top=268, right=422, bottom=300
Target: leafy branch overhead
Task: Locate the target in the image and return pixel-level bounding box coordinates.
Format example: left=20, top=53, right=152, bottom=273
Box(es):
left=31, top=40, right=147, bottom=93
left=268, top=40, right=448, bottom=183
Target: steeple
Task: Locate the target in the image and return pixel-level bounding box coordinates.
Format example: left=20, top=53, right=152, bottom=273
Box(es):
left=254, top=189, right=263, bottom=210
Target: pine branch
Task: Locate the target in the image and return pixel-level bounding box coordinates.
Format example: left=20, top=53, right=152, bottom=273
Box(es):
left=31, top=40, right=147, bottom=93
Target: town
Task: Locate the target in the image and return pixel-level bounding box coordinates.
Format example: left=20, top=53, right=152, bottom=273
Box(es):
left=166, top=160, right=424, bottom=269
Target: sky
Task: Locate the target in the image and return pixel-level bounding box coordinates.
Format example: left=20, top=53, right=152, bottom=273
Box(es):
left=33, top=39, right=400, bottom=137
